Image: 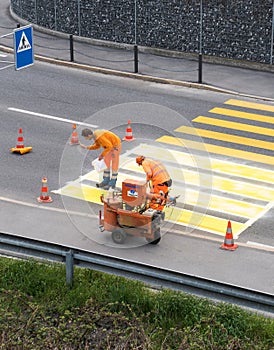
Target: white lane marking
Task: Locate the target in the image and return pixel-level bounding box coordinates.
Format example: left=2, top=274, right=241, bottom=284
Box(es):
left=8, top=107, right=98, bottom=128
left=0, top=196, right=96, bottom=218
left=236, top=201, right=274, bottom=237
left=0, top=64, right=14, bottom=70
left=2, top=196, right=273, bottom=252
left=247, top=241, right=274, bottom=250
left=0, top=53, right=7, bottom=57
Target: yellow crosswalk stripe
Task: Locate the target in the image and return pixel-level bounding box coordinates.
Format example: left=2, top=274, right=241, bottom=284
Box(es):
left=209, top=159, right=274, bottom=184
left=53, top=141, right=273, bottom=237
left=209, top=107, right=274, bottom=124
left=134, top=143, right=209, bottom=169
left=134, top=143, right=274, bottom=184
left=55, top=178, right=246, bottom=237
left=53, top=183, right=107, bottom=204
left=224, top=99, right=274, bottom=113
left=156, top=135, right=274, bottom=166
left=57, top=153, right=268, bottom=219
left=55, top=95, right=274, bottom=239
left=175, top=125, right=274, bottom=151
left=193, top=116, right=274, bottom=137
left=187, top=192, right=264, bottom=218
left=164, top=206, right=245, bottom=237
left=125, top=158, right=274, bottom=202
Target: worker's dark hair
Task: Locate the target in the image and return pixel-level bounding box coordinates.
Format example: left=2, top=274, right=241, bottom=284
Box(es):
left=81, top=128, right=93, bottom=137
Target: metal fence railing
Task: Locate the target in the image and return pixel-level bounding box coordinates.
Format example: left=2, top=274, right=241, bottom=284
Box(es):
left=1, top=231, right=274, bottom=315
left=0, top=22, right=201, bottom=81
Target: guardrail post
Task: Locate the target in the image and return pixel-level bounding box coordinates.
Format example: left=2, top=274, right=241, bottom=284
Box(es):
left=70, top=34, right=74, bottom=62
left=66, top=249, right=74, bottom=287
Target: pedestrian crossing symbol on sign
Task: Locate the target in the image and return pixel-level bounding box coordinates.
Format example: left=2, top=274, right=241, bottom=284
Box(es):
left=14, top=24, right=34, bottom=70
left=17, top=32, right=31, bottom=53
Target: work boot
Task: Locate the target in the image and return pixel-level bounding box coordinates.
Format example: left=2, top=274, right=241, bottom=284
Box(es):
left=96, top=170, right=110, bottom=188
left=108, top=172, right=118, bottom=189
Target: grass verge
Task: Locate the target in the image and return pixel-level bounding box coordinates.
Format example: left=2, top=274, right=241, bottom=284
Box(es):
left=0, top=257, right=273, bottom=349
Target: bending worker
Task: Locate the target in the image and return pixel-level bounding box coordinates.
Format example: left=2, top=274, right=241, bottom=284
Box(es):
left=80, top=128, right=121, bottom=189
left=136, top=155, right=172, bottom=208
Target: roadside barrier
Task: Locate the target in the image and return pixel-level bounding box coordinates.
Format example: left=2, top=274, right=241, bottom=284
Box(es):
left=0, top=231, right=273, bottom=314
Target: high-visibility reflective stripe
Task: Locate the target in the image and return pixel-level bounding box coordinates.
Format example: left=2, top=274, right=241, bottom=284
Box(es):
left=143, top=159, right=170, bottom=182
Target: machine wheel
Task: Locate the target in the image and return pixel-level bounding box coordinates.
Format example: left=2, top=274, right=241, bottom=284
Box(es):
left=146, top=228, right=161, bottom=245
left=112, top=228, right=127, bottom=244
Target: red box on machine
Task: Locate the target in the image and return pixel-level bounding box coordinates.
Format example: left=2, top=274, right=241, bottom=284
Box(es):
left=122, top=179, right=147, bottom=207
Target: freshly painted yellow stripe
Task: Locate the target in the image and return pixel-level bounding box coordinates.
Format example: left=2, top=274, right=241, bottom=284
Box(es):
left=53, top=184, right=107, bottom=204
left=193, top=116, right=274, bottom=137
left=133, top=143, right=209, bottom=169
left=175, top=125, right=274, bottom=151
left=124, top=160, right=274, bottom=202
left=209, top=107, right=274, bottom=124
left=164, top=206, right=245, bottom=237
left=125, top=160, right=207, bottom=187
left=77, top=159, right=266, bottom=217
left=175, top=188, right=264, bottom=218
left=156, top=135, right=274, bottom=166
left=181, top=186, right=271, bottom=219
left=224, top=99, right=274, bottom=113
left=210, top=159, right=274, bottom=184
left=55, top=182, right=246, bottom=237
left=135, top=143, right=274, bottom=184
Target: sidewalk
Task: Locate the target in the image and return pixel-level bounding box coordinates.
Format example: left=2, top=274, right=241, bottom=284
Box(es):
left=0, top=0, right=273, bottom=101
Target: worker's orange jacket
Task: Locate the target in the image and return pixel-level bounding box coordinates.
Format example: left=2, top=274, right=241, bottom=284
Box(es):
left=141, top=159, right=170, bottom=185
left=87, top=129, right=121, bottom=157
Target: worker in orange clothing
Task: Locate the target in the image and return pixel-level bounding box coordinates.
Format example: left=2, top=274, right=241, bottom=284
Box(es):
left=136, top=156, right=172, bottom=210
left=80, top=128, right=121, bottom=189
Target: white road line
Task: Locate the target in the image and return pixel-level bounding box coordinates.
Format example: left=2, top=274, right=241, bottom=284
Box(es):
left=247, top=241, right=274, bottom=250
left=0, top=64, right=14, bottom=70
left=8, top=107, right=98, bottom=128
left=0, top=53, right=7, bottom=57
left=0, top=196, right=96, bottom=218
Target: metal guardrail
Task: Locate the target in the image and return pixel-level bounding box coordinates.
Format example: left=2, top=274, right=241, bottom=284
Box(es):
left=0, top=231, right=273, bottom=315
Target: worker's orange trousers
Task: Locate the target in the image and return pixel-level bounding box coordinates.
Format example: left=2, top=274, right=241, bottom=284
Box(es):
left=104, top=145, right=121, bottom=172
left=149, top=182, right=169, bottom=211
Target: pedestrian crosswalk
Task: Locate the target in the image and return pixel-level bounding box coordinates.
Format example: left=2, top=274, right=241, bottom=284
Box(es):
left=53, top=98, right=274, bottom=238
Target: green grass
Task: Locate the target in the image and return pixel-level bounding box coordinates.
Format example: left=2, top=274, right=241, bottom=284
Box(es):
left=0, top=257, right=273, bottom=349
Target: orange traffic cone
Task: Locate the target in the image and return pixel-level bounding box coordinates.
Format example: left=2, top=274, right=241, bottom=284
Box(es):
left=123, top=120, right=135, bottom=141
left=220, top=220, right=238, bottom=251
left=69, top=124, right=80, bottom=145
left=10, top=128, right=32, bottom=154
left=37, top=177, right=53, bottom=203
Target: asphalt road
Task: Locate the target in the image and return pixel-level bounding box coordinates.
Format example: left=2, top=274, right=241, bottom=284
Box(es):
left=0, top=53, right=274, bottom=295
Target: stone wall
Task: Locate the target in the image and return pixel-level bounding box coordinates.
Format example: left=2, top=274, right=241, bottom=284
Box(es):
left=10, top=0, right=274, bottom=64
